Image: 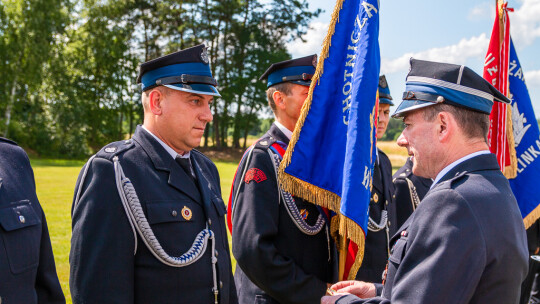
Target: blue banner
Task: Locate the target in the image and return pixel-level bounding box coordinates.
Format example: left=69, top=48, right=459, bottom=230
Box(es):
left=508, top=39, right=540, bottom=228
left=279, top=0, right=380, bottom=278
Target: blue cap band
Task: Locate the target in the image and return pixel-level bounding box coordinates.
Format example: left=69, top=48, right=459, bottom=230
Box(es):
left=141, top=63, right=213, bottom=90
left=267, top=65, right=315, bottom=87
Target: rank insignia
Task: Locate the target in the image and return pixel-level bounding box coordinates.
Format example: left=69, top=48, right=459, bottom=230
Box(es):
left=244, top=168, right=267, bottom=184
left=300, top=209, right=309, bottom=220
left=181, top=206, right=192, bottom=221
left=373, top=193, right=379, bottom=203
left=105, top=147, right=117, bottom=153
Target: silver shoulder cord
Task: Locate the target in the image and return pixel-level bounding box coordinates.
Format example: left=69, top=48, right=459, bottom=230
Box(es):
left=112, top=156, right=219, bottom=303
left=405, top=177, right=421, bottom=211
left=266, top=149, right=325, bottom=236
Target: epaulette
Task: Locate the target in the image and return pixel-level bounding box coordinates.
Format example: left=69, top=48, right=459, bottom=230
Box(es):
left=0, top=137, right=18, bottom=146
left=393, top=166, right=413, bottom=181
left=95, top=139, right=136, bottom=160
left=254, top=135, right=277, bottom=150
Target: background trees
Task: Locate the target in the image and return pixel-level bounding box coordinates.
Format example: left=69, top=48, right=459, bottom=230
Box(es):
left=0, top=0, right=320, bottom=157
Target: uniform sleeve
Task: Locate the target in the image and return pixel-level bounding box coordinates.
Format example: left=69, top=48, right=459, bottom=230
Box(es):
left=231, top=149, right=327, bottom=304
left=69, top=158, right=136, bottom=303
left=388, top=189, right=485, bottom=303
left=35, top=211, right=66, bottom=304
left=24, top=150, right=66, bottom=304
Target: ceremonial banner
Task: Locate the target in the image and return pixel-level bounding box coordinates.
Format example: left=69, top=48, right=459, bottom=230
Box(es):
left=279, top=0, right=380, bottom=280
left=507, top=40, right=540, bottom=228
left=483, top=0, right=517, bottom=178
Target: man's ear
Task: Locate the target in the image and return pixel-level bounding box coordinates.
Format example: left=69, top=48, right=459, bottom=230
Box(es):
left=273, top=90, right=285, bottom=110
left=148, top=89, right=163, bottom=115
left=437, top=111, right=454, bottom=142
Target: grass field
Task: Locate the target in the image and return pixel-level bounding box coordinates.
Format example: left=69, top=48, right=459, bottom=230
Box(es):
left=31, top=141, right=407, bottom=303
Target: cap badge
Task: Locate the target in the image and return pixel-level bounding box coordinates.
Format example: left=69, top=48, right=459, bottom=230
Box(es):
left=200, top=48, right=209, bottom=64
left=181, top=206, right=192, bottom=221
left=379, top=77, right=388, bottom=88
left=312, top=55, right=318, bottom=67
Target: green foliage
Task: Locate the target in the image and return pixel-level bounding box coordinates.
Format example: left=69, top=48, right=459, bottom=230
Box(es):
left=380, top=118, right=404, bottom=141
left=1, top=0, right=321, bottom=157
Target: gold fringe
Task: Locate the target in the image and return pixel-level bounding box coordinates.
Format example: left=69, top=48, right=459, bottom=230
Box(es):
left=339, top=214, right=366, bottom=280
left=524, top=204, right=540, bottom=229
left=504, top=104, right=518, bottom=179
left=278, top=0, right=345, bottom=186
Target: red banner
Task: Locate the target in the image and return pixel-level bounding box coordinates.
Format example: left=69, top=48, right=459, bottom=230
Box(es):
left=483, top=0, right=517, bottom=178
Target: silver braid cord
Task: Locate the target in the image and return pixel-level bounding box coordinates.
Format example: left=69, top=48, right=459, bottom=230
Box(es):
left=406, top=177, right=421, bottom=211
left=113, top=156, right=216, bottom=269
left=267, top=150, right=325, bottom=235
left=367, top=209, right=388, bottom=232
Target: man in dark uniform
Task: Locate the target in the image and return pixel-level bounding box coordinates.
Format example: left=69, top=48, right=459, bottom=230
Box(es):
left=392, top=157, right=432, bottom=228
left=229, top=55, right=336, bottom=304
left=355, top=75, right=397, bottom=283
left=70, top=45, right=237, bottom=304
left=0, top=137, right=65, bottom=304
left=323, top=59, right=529, bottom=304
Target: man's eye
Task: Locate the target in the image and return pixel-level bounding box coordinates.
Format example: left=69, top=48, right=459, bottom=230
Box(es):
left=403, top=123, right=410, bottom=128
left=191, top=99, right=201, bottom=104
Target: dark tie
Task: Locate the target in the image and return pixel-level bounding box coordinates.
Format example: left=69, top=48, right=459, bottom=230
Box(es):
left=175, top=156, right=196, bottom=182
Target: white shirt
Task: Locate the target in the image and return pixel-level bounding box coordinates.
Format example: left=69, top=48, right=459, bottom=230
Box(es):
left=274, top=120, right=293, bottom=140
left=430, top=150, right=491, bottom=189
left=141, top=126, right=190, bottom=159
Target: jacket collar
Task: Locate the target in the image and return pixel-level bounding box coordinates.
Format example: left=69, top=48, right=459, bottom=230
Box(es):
left=132, top=125, right=201, bottom=203
left=268, top=123, right=290, bottom=145
left=436, top=153, right=499, bottom=186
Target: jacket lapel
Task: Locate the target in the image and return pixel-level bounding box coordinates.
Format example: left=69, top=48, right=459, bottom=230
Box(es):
left=192, top=156, right=215, bottom=219
left=132, top=126, right=201, bottom=203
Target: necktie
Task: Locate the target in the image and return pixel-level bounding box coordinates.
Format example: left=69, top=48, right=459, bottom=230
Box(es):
left=175, top=156, right=196, bottom=183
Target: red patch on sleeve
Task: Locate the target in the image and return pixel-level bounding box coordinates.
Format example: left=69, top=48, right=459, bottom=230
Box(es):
left=244, top=168, right=267, bottom=184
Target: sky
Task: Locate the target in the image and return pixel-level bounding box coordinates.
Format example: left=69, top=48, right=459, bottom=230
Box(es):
left=286, top=0, right=540, bottom=117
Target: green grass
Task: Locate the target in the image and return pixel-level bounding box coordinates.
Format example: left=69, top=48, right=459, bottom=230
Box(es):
left=31, top=141, right=404, bottom=303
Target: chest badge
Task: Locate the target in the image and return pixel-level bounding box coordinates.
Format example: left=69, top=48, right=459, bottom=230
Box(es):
left=300, top=209, right=309, bottom=220
left=181, top=206, right=192, bottom=221
left=372, top=193, right=379, bottom=203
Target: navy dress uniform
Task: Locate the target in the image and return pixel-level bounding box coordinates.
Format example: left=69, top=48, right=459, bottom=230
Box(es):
left=335, top=59, right=528, bottom=304
left=391, top=157, right=432, bottom=228
left=0, top=137, right=65, bottom=304
left=355, top=76, right=397, bottom=283
left=70, top=45, right=237, bottom=304
left=230, top=56, right=336, bottom=304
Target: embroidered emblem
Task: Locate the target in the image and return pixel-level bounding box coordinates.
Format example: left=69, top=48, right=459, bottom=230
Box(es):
left=300, top=209, right=309, bottom=220
left=182, top=206, right=192, bottom=221
left=105, top=147, right=117, bottom=153
left=373, top=193, right=379, bottom=203
left=512, top=101, right=531, bottom=147
left=244, top=168, right=267, bottom=184
left=200, top=47, right=209, bottom=64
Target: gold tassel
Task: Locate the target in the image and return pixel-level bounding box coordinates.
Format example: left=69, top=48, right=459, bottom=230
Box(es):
left=340, top=214, right=366, bottom=280
left=504, top=103, right=518, bottom=179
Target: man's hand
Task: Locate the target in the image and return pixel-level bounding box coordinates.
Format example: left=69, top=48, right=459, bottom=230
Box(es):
left=330, top=280, right=376, bottom=298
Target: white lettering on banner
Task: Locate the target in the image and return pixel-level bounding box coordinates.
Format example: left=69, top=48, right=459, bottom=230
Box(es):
left=516, top=135, right=540, bottom=173
left=341, top=2, right=378, bottom=126
left=362, top=166, right=372, bottom=189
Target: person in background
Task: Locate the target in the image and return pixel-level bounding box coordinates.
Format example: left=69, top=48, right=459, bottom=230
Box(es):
left=0, top=137, right=65, bottom=304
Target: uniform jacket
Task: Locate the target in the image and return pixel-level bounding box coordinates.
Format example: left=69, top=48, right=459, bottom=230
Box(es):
left=337, top=153, right=529, bottom=304
left=231, top=123, right=336, bottom=304
left=392, top=157, right=432, bottom=228
left=355, top=149, right=397, bottom=283
left=0, top=138, right=65, bottom=304
left=70, top=126, right=237, bottom=304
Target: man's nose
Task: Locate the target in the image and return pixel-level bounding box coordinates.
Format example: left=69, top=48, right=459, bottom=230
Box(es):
left=396, top=133, right=407, bottom=147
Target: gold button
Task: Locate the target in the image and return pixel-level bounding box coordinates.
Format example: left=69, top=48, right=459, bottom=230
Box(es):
left=392, top=194, right=396, bottom=199
left=208, top=219, right=212, bottom=226
left=220, top=281, right=223, bottom=288
left=172, top=210, right=178, bottom=217
left=215, top=250, right=219, bottom=257
left=388, top=221, right=391, bottom=226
